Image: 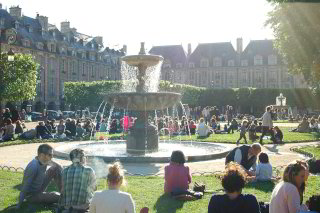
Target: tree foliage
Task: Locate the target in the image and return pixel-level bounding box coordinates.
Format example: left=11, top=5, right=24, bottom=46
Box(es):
left=1, top=53, right=38, bottom=102
left=265, top=2, right=320, bottom=87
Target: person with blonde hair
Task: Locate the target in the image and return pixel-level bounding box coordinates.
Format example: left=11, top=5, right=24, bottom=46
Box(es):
left=269, top=161, right=310, bottom=213
left=89, top=161, right=135, bottom=213
left=208, top=162, right=260, bottom=213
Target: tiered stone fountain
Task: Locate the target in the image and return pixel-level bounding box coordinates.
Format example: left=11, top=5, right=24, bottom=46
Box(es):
left=105, top=42, right=181, bottom=154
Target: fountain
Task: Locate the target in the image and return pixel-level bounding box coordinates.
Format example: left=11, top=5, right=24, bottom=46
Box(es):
left=54, top=42, right=231, bottom=163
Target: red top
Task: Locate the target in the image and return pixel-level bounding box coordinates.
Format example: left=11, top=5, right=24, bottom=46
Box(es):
left=164, top=163, right=192, bottom=193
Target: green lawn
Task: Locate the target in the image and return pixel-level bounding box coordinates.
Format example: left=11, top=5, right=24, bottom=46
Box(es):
left=160, top=127, right=320, bottom=144
left=1, top=170, right=320, bottom=213
left=299, top=145, right=320, bottom=159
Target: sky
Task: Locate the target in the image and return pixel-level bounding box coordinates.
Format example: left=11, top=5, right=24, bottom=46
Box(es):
left=2, top=0, right=274, bottom=54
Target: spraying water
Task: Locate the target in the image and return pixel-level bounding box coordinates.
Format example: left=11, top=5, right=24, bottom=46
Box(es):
left=90, top=101, right=105, bottom=141
left=180, top=101, right=192, bottom=144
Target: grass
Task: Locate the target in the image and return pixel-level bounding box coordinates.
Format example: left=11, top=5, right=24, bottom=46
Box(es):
left=0, top=170, right=319, bottom=213
left=299, top=145, right=320, bottom=159
left=160, top=127, right=320, bottom=144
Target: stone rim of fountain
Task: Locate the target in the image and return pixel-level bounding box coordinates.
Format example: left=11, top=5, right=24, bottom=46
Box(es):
left=53, top=140, right=233, bottom=163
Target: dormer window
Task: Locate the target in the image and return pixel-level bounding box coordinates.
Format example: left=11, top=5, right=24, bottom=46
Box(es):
left=50, top=44, right=55, bottom=52
left=52, top=31, right=56, bottom=38
left=213, top=57, right=222, bottom=67
left=91, top=43, right=94, bottom=49
left=61, top=47, right=66, bottom=54
left=63, top=36, right=67, bottom=41
left=200, top=58, right=209, bottom=68
left=228, top=60, right=234, bottom=67
left=14, top=21, right=19, bottom=29
left=189, top=62, right=195, bottom=68
left=241, top=60, right=248, bottom=66
left=268, top=55, right=277, bottom=65
left=176, top=63, right=183, bottom=69
left=82, top=52, right=86, bottom=59
left=72, top=50, right=76, bottom=56
left=37, top=42, right=44, bottom=50
left=254, top=55, right=263, bottom=65
left=163, top=59, right=171, bottom=69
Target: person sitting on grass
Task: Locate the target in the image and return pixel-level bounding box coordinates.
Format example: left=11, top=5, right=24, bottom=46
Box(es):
left=274, top=126, right=283, bottom=144
left=16, top=144, right=63, bottom=209
left=57, top=119, right=66, bottom=139
left=255, top=152, right=272, bottom=181
left=291, top=117, right=311, bottom=133
left=36, top=121, right=53, bottom=139
left=225, top=143, right=262, bottom=176
left=301, top=195, right=320, bottom=213
left=164, top=150, right=192, bottom=195
left=58, top=148, right=96, bottom=213
left=309, top=118, right=318, bottom=133
left=0, top=118, right=15, bottom=142
left=208, top=162, right=260, bottom=213
left=197, top=118, right=212, bottom=137
left=269, top=161, right=310, bottom=213
left=15, top=120, right=25, bottom=135
left=76, top=123, right=85, bottom=138
left=89, top=161, right=135, bottom=213
left=236, top=120, right=248, bottom=145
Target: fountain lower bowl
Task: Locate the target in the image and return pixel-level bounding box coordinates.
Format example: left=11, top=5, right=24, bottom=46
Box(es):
left=54, top=140, right=232, bottom=163
left=104, top=92, right=181, bottom=111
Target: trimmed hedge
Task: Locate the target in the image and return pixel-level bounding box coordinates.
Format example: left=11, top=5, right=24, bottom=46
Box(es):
left=65, top=81, right=320, bottom=113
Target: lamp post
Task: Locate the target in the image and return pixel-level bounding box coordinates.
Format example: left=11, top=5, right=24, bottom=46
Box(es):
left=0, top=28, right=17, bottom=110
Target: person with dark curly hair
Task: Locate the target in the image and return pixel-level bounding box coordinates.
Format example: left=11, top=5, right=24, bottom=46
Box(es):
left=208, top=162, right=260, bottom=213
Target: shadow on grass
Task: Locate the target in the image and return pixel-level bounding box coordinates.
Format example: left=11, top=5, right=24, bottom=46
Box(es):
left=153, top=194, right=188, bottom=213
left=12, top=184, right=22, bottom=190
left=246, top=181, right=276, bottom=193
left=0, top=203, right=55, bottom=213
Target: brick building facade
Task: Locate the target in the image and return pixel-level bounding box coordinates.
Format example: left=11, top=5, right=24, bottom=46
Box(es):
left=0, top=5, right=125, bottom=111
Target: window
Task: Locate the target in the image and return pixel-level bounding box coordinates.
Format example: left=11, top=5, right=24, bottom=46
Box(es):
left=213, top=57, right=222, bottom=67
left=189, top=62, right=195, bottom=68
left=255, top=72, right=263, bottom=83
left=37, top=43, right=44, bottom=50
left=82, top=63, right=86, bottom=75
left=200, top=58, right=209, bottom=68
left=268, top=55, right=277, bottom=65
left=254, top=55, right=263, bottom=65
left=163, top=63, right=171, bottom=69
left=0, top=18, right=4, bottom=27
left=51, top=44, right=55, bottom=52
left=241, top=60, right=248, bottom=66
left=228, top=60, right=234, bottom=67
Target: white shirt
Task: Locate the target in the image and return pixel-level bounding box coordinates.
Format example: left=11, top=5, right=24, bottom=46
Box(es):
left=197, top=122, right=210, bottom=137
left=255, top=163, right=272, bottom=181
left=270, top=182, right=307, bottom=213
left=234, top=148, right=256, bottom=171
left=262, top=111, right=273, bottom=128
left=89, top=189, right=135, bottom=213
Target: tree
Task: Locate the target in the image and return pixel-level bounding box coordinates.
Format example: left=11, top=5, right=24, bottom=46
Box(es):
left=265, top=1, right=320, bottom=87
left=0, top=53, right=38, bottom=104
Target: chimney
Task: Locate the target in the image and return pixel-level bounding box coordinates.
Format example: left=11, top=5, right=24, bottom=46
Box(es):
left=0, top=3, right=2, bottom=9
left=9, top=6, right=22, bottom=18
left=188, top=43, right=192, bottom=56
left=36, top=14, right=48, bottom=31
left=60, top=21, right=70, bottom=34
left=94, top=36, right=103, bottom=46
left=236, top=37, right=243, bottom=54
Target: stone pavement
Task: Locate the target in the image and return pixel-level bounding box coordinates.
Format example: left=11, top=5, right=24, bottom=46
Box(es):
left=0, top=140, right=318, bottom=177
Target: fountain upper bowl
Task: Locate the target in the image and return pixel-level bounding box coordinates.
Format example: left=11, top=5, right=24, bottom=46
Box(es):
left=121, top=54, right=163, bottom=67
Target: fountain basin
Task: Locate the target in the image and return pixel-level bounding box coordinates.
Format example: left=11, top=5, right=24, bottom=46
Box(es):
left=104, top=92, right=181, bottom=111
left=122, top=54, right=163, bottom=67
left=54, top=140, right=232, bottom=163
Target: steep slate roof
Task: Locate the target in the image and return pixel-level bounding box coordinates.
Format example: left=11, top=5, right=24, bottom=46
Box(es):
left=149, top=45, right=187, bottom=65
left=188, top=42, right=237, bottom=67
left=241, top=40, right=283, bottom=65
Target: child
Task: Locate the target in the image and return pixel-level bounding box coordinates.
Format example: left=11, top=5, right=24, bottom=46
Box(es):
left=303, top=195, right=320, bottom=213
left=164, top=150, right=192, bottom=194
left=236, top=120, right=248, bottom=145
left=255, top=152, right=272, bottom=181
left=274, top=126, right=283, bottom=144
left=248, top=120, right=259, bottom=142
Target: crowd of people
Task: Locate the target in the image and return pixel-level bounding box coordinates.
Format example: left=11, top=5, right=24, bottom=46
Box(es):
left=14, top=143, right=320, bottom=213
